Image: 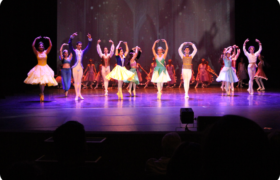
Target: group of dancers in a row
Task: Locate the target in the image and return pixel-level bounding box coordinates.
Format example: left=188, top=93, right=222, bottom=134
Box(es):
left=24, top=33, right=267, bottom=101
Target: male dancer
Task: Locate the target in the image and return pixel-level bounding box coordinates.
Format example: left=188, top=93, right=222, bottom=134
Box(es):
left=97, top=39, right=115, bottom=95
left=69, top=32, right=92, bottom=100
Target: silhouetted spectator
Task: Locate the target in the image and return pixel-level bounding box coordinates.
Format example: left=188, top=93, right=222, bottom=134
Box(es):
left=51, top=121, right=91, bottom=180
left=167, top=142, right=201, bottom=180
left=145, top=132, right=181, bottom=176
left=267, top=130, right=280, bottom=180
left=4, top=161, right=44, bottom=180
left=201, top=115, right=269, bottom=180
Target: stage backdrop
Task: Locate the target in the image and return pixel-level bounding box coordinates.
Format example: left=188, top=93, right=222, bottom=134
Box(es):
left=57, top=0, right=235, bottom=83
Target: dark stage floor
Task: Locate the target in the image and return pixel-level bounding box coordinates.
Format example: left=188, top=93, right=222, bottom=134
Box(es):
left=0, top=86, right=280, bottom=132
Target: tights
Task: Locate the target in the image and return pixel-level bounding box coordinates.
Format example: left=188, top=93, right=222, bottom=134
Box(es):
left=118, top=80, right=123, bottom=94
left=182, top=69, right=192, bottom=97
left=102, top=66, right=110, bottom=93
left=40, top=84, right=45, bottom=94
left=157, top=82, right=163, bottom=93
left=73, top=64, right=83, bottom=98
left=255, top=78, right=264, bottom=89
left=248, top=66, right=256, bottom=93
left=128, top=82, right=136, bottom=92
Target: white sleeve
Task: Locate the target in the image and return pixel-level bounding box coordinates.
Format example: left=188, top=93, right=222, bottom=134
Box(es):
left=190, top=44, right=197, bottom=58
left=243, top=45, right=249, bottom=57
left=97, top=44, right=103, bottom=58
left=110, top=44, right=115, bottom=58
left=255, top=44, right=262, bottom=57
left=178, top=43, right=184, bottom=59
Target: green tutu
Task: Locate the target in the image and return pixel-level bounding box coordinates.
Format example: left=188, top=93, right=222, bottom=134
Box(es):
left=124, top=68, right=139, bottom=85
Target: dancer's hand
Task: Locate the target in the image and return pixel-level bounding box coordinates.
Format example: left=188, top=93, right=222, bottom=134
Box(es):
left=123, top=42, right=127, bottom=45
left=63, top=43, right=68, bottom=46
left=155, top=39, right=160, bottom=43
left=36, top=36, right=42, bottom=39
left=71, top=32, right=78, bottom=37
left=87, top=33, right=91, bottom=39
left=245, top=38, right=249, bottom=43
left=44, top=36, right=50, bottom=40
left=161, top=39, right=166, bottom=43
left=255, top=39, right=260, bottom=43
left=109, top=39, right=113, bottom=43
left=97, top=39, right=101, bottom=44
left=188, top=42, right=193, bottom=46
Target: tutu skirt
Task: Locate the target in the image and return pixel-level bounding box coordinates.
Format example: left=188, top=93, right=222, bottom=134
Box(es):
left=124, top=68, right=139, bottom=85
left=24, top=64, right=58, bottom=86
left=84, top=72, right=96, bottom=82
left=106, top=65, right=134, bottom=81
left=216, top=67, right=239, bottom=83
left=151, top=67, right=171, bottom=83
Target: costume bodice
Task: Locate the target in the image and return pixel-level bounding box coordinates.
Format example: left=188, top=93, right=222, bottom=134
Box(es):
left=37, top=51, right=47, bottom=66
left=156, top=55, right=165, bottom=68
left=223, top=57, right=232, bottom=67
left=182, top=56, right=192, bottom=69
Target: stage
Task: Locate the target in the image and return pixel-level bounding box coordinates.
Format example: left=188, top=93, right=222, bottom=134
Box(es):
left=0, top=86, right=280, bottom=132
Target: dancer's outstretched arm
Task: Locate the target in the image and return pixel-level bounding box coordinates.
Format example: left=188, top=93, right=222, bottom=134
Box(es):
left=162, top=39, right=168, bottom=60
left=131, top=46, right=139, bottom=61
left=96, top=39, right=103, bottom=58
left=178, top=42, right=186, bottom=59
left=109, top=39, right=115, bottom=58
left=115, top=41, right=122, bottom=56
left=152, top=39, right=160, bottom=58
left=243, top=38, right=249, bottom=56
left=83, top=33, right=92, bottom=55
left=123, top=42, right=129, bottom=57
left=44, top=37, right=52, bottom=54
left=189, top=42, right=197, bottom=58
left=68, top=32, right=77, bottom=54
left=255, top=39, right=262, bottom=57
left=60, top=43, right=68, bottom=59
left=32, top=36, right=41, bottom=55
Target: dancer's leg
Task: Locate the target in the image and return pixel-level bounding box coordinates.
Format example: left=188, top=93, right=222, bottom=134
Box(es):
left=259, top=79, right=265, bottom=90
left=77, top=68, right=84, bottom=99
left=39, top=84, right=45, bottom=101
left=255, top=78, right=261, bottom=90
left=248, top=67, right=255, bottom=94
left=118, top=80, right=123, bottom=99
left=182, top=69, right=191, bottom=98
left=225, top=82, right=230, bottom=95
left=133, top=83, right=136, bottom=96
left=102, top=66, right=110, bottom=95
left=128, top=82, right=132, bottom=96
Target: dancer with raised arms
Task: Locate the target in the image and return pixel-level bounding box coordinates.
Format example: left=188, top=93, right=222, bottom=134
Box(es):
left=24, top=36, right=58, bottom=101
left=151, top=39, right=171, bottom=99
left=59, top=43, right=72, bottom=96
left=178, top=42, right=197, bottom=98
left=68, top=32, right=92, bottom=100
left=243, top=38, right=262, bottom=94
left=216, top=47, right=239, bottom=96
left=97, top=39, right=115, bottom=95
left=105, top=41, right=134, bottom=99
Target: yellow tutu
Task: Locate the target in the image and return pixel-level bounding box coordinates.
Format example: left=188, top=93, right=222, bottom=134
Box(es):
left=105, top=65, right=135, bottom=81
left=24, top=64, right=58, bottom=86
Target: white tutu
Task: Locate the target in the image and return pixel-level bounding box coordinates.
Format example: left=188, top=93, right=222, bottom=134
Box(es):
left=24, top=64, right=58, bottom=86
left=216, top=67, right=239, bottom=83
left=151, top=70, right=171, bottom=83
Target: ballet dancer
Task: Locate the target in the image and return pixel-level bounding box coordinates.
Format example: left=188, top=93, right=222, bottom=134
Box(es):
left=255, top=54, right=267, bottom=91
left=68, top=32, right=92, bottom=100
left=205, top=61, right=218, bottom=87
left=236, top=57, right=248, bottom=88
left=216, top=47, right=239, bottom=95
left=24, top=36, right=57, bottom=101
left=83, top=59, right=96, bottom=89
left=124, top=46, right=140, bottom=96
left=195, top=58, right=209, bottom=88
left=230, top=45, right=241, bottom=91
left=243, top=38, right=262, bottom=94
left=178, top=42, right=197, bottom=98
left=166, top=59, right=176, bottom=88
left=59, top=43, right=73, bottom=96
left=137, top=62, right=148, bottom=85
left=144, top=58, right=157, bottom=88
left=151, top=39, right=171, bottom=99
left=97, top=39, right=115, bottom=95
left=105, top=41, right=135, bottom=99
left=94, top=64, right=103, bottom=89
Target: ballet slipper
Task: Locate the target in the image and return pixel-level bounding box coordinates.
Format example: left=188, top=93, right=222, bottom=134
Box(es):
left=116, top=92, right=120, bottom=99
left=257, top=87, right=261, bottom=91
left=79, top=95, right=84, bottom=99
left=261, top=88, right=265, bottom=91
left=128, top=89, right=132, bottom=96
left=185, top=94, right=189, bottom=99
left=39, top=94, right=43, bottom=102
left=105, top=90, right=108, bottom=96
